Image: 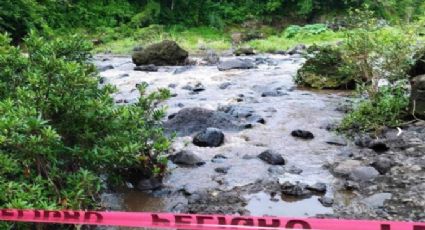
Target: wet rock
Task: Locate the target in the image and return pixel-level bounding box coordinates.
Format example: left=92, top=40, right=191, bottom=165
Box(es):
left=164, top=107, right=242, bottom=136
left=318, top=197, right=334, bottom=207
left=168, top=83, right=177, bottom=88
left=218, top=82, right=232, bottom=89
left=217, top=59, right=255, bottom=71
left=137, top=177, right=162, bottom=191
left=369, top=141, right=389, bottom=153
left=218, top=105, right=254, bottom=118
left=363, top=193, right=392, bottom=209
left=132, top=40, right=188, bottom=66
left=344, top=180, right=360, bottom=190
left=255, top=57, right=278, bottom=66
left=242, top=154, right=257, bottom=160
left=280, top=181, right=312, bottom=198
left=261, top=89, right=288, bottom=97
left=307, top=182, right=327, bottom=193
left=349, top=166, right=380, bottom=182
left=134, top=64, right=158, bottom=72
left=202, top=50, right=220, bottom=65
left=234, top=47, right=255, bottom=56
left=187, top=190, right=247, bottom=214
left=291, top=130, right=314, bottom=139
left=286, top=165, right=303, bottom=175
left=371, top=157, right=393, bottom=174
left=169, top=150, right=205, bottom=166
left=326, top=136, right=347, bottom=146
left=410, top=75, right=425, bottom=119
left=268, top=166, right=286, bottom=174
left=215, top=166, right=231, bottom=174
left=97, top=64, right=114, bottom=72
left=333, top=160, right=362, bottom=177
left=192, top=83, right=206, bottom=92
left=211, top=154, right=227, bottom=163
left=100, top=193, right=122, bottom=210
left=174, top=66, right=192, bottom=74
left=258, top=150, right=286, bottom=165
left=193, top=128, right=225, bottom=147
left=287, top=44, right=306, bottom=55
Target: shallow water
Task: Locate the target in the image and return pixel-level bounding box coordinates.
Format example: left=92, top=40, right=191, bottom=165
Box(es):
left=97, top=54, right=352, bottom=218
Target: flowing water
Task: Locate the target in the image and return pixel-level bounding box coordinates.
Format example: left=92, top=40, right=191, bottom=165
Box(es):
left=96, top=54, right=353, bottom=223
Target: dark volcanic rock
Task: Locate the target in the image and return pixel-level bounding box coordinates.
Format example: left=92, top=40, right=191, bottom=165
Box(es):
left=132, top=40, right=188, bottom=66
left=97, top=64, right=114, bottom=72
left=163, top=107, right=242, bottom=136
left=217, top=59, right=255, bottom=71
left=280, top=181, right=312, bottom=198
left=137, top=178, right=162, bottom=191
left=306, top=182, right=327, bottom=193
left=291, top=130, right=314, bottom=139
left=410, top=75, right=425, bottom=119
left=169, top=150, right=205, bottom=166
left=218, top=82, right=232, bottom=89
left=215, top=166, right=231, bottom=174
left=371, top=157, right=393, bottom=174
left=193, top=128, right=225, bottom=147
left=318, top=197, right=334, bottom=207
left=134, top=64, right=158, bottom=72
left=261, top=89, right=288, bottom=97
left=258, top=150, right=286, bottom=165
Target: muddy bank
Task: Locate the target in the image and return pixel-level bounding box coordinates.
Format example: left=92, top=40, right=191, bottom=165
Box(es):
left=94, top=54, right=425, bottom=224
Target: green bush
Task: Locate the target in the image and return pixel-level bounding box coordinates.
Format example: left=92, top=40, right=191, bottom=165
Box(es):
left=339, top=83, right=409, bottom=132
left=283, top=24, right=329, bottom=38
left=295, top=45, right=356, bottom=89
left=0, top=32, right=170, bottom=220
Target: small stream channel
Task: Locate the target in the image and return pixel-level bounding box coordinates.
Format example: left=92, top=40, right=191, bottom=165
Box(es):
left=95, top=54, right=355, bottom=227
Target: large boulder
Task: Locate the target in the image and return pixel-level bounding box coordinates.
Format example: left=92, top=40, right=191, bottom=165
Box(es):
left=132, top=40, right=188, bottom=66
left=410, top=75, right=425, bottom=119
left=163, top=107, right=243, bottom=136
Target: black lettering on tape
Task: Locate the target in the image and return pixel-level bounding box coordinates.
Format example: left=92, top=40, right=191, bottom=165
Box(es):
left=231, top=217, right=254, bottom=226
left=84, top=211, right=103, bottom=222
left=175, top=215, right=192, bottom=225
left=152, top=214, right=171, bottom=225
left=44, top=211, right=61, bottom=218
left=196, top=215, right=214, bottom=225
left=285, top=220, right=312, bottom=229
left=258, top=218, right=280, bottom=228
left=63, top=211, right=80, bottom=220
left=1, top=210, right=23, bottom=218
left=217, top=217, right=227, bottom=225
left=414, top=225, right=425, bottom=230
left=381, top=224, right=391, bottom=230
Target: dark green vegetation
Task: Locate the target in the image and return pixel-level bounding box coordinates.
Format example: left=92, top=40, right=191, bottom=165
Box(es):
left=0, top=1, right=425, bottom=228
left=0, top=33, right=170, bottom=228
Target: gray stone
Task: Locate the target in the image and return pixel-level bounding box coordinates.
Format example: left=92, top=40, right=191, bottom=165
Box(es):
left=169, top=150, right=205, bottom=166
left=97, top=64, right=114, bottom=72
left=349, top=166, right=380, bottom=182
left=193, top=128, right=225, bottom=147
left=218, top=82, right=232, bottom=89
left=134, top=64, right=158, bottom=72
left=202, top=50, right=220, bottom=65
left=211, top=154, right=227, bottom=163
left=363, top=193, right=392, bottom=209
left=258, top=150, right=286, bottom=165
left=174, top=66, right=192, bottom=74
left=307, top=182, right=327, bottom=193
left=371, top=157, right=393, bottom=174
left=217, top=59, right=255, bottom=71
left=333, top=160, right=362, bottom=177
left=318, top=197, right=334, bottom=207
left=261, top=89, right=288, bottom=97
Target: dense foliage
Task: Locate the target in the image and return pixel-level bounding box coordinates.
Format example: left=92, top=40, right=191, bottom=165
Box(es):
left=295, top=45, right=356, bottom=89
left=2, top=0, right=425, bottom=43
left=0, top=32, right=170, bottom=228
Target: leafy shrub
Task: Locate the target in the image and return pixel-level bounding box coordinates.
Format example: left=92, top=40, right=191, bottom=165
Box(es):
left=0, top=32, right=170, bottom=220
left=339, top=83, right=409, bottom=132
left=295, top=45, right=356, bottom=89
left=283, top=24, right=329, bottom=38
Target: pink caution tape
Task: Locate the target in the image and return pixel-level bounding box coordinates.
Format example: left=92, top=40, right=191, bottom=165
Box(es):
left=0, top=209, right=424, bottom=230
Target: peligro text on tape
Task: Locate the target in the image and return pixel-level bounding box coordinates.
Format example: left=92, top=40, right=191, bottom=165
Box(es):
left=1, top=209, right=425, bottom=230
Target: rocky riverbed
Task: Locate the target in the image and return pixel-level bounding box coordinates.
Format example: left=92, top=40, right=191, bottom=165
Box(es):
left=94, top=53, right=425, bottom=228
